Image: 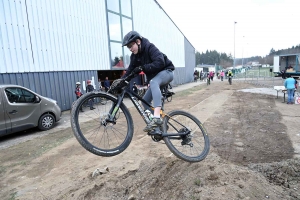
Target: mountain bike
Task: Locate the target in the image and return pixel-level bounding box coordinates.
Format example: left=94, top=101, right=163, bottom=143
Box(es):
left=207, top=77, right=210, bottom=85
left=70, top=73, right=210, bottom=162
left=228, top=76, right=232, bottom=85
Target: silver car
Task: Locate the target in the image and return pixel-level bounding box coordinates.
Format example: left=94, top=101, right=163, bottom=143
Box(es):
left=0, top=84, right=61, bottom=137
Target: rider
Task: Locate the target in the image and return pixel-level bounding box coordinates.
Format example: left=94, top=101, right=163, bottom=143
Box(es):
left=121, top=31, right=175, bottom=132
left=227, top=70, right=233, bottom=81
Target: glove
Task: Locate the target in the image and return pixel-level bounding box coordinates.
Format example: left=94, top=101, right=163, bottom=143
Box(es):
left=133, top=66, right=145, bottom=74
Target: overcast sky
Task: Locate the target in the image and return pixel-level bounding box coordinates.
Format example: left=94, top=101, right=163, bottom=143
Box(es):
left=156, top=0, right=300, bottom=58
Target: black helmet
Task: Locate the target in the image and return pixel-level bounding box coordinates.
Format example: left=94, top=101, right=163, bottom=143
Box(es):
left=122, top=31, right=142, bottom=46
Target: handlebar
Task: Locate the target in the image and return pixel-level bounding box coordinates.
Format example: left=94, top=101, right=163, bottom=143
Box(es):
left=123, top=72, right=136, bottom=82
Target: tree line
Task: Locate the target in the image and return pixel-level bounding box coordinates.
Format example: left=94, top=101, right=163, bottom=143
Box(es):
left=196, top=44, right=300, bottom=68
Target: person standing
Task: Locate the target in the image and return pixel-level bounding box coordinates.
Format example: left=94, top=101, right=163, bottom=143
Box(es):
left=220, top=70, right=224, bottom=81
left=284, top=75, right=296, bottom=104
left=206, top=72, right=210, bottom=83
left=86, top=80, right=95, bottom=110
left=75, top=82, right=84, bottom=112
left=209, top=71, right=214, bottom=81
left=200, top=71, right=203, bottom=81
left=193, top=70, right=198, bottom=82
left=104, top=77, right=110, bottom=92
left=98, top=78, right=102, bottom=91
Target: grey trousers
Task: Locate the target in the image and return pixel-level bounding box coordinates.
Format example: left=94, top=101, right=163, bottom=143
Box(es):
left=142, top=69, right=173, bottom=111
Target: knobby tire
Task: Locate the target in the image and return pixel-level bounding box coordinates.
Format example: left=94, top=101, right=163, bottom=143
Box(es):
left=71, top=92, right=134, bottom=157
left=162, top=110, right=210, bottom=162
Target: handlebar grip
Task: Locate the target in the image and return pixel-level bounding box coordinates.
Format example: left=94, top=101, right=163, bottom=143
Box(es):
left=124, top=72, right=135, bottom=82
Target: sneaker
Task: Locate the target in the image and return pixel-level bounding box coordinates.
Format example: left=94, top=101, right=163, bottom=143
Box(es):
left=90, top=107, right=96, bottom=110
left=143, top=118, right=163, bottom=132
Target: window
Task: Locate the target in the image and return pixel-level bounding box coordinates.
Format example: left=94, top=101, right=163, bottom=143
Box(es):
left=106, top=0, right=133, bottom=69
left=107, top=0, right=119, bottom=13
left=108, top=13, right=122, bottom=41
left=5, top=88, right=35, bottom=103
left=121, top=0, right=132, bottom=17
left=110, top=42, right=124, bottom=69
left=122, top=17, right=132, bottom=39
left=123, top=47, right=131, bottom=68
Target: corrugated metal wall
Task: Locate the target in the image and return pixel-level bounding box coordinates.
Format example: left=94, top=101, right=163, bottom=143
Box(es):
left=1, top=0, right=196, bottom=111
left=171, top=38, right=195, bottom=85
left=132, top=0, right=195, bottom=85
left=184, top=38, right=196, bottom=83
left=132, top=0, right=185, bottom=69
left=0, top=0, right=110, bottom=73
left=0, top=70, right=97, bottom=111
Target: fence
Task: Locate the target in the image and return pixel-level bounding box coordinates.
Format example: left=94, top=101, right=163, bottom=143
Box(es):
left=234, top=67, right=285, bottom=88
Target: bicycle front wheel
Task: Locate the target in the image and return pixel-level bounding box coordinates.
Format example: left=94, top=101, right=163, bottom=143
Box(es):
left=162, top=110, right=210, bottom=162
left=71, top=92, right=134, bottom=157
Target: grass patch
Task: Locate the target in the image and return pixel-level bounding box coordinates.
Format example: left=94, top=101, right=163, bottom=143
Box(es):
left=30, top=131, right=73, bottom=158
left=174, top=85, right=205, bottom=98
left=175, top=90, right=193, bottom=97
left=0, top=165, right=6, bottom=175
left=194, top=179, right=202, bottom=186
left=8, top=191, right=17, bottom=200
left=0, top=128, right=73, bottom=168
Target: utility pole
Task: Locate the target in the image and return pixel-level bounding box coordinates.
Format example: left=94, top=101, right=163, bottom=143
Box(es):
left=242, top=36, right=245, bottom=67
left=234, top=21, right=237, bottom=70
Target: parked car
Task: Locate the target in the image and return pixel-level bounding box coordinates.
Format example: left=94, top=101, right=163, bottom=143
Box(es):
left=0, top=84, right=62, bottom=137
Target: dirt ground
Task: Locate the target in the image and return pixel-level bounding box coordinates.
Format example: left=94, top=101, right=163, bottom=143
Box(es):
left=1, top=80, right=300, bottom=200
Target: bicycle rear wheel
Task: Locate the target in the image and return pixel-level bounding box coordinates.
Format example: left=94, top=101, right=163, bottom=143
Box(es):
left=71, top=92, right=134, bottom=157
left=162, top=110, right=210, bottom=162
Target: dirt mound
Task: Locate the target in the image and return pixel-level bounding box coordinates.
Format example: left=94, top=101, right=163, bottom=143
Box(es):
left=1, top=81, right=300, bottom=200
left=79, top=154, right=297, bottom=200
left=249, top=159, right=300, bottom=198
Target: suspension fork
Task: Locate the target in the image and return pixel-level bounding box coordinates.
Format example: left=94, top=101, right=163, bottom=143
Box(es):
left=107, top=91, right=126, bottom=121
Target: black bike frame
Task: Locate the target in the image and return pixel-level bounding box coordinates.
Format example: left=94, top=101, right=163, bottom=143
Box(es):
left=108, top=85, right=153, bottom=124
left=108, top=82, right=189, bottom=138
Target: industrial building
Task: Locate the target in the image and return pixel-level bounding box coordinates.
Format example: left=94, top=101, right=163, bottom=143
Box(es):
left=0, top=0, right=196, bottom=111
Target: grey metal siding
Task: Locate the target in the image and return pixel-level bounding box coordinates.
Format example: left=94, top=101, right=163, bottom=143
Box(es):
left=0, top=70, right=97, bottom=111
left=132, top=0, right=185, bottom=69
left=184, top=38, right=196, bottom=82
left=1, top=0, right=196, bottom=111
left=1, top=0, right=110, bottom=73
left=170, top=38, right=195, bottom=86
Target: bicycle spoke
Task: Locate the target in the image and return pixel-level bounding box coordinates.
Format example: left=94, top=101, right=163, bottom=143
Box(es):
left=163, top=110, right=210, bottom=162
left=71, top=92, right=133, bottom=156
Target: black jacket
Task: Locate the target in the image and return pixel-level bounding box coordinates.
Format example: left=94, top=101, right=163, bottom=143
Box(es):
left=123, top=38, right=175, bottom=82
left=86, top=84, right=94, bottom=92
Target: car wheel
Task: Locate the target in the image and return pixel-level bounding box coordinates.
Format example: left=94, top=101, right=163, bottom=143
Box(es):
left=38, top=113, right=55, bottom=131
